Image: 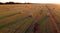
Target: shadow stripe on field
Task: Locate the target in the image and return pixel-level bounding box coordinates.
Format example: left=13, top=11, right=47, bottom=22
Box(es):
left=0, top=16, right=28, bottom=30
left=0, top=12, right=21, bottom=20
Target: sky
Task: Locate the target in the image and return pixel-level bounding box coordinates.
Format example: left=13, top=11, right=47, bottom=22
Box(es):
left=0, top=0, right=60, bottom=4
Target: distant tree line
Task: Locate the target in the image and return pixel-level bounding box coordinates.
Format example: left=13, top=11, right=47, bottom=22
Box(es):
left=0, top=2, right=32, bottom=4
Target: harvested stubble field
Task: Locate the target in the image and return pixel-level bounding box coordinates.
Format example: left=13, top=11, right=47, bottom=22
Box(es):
left=0, top=4, right=60, bottom=33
